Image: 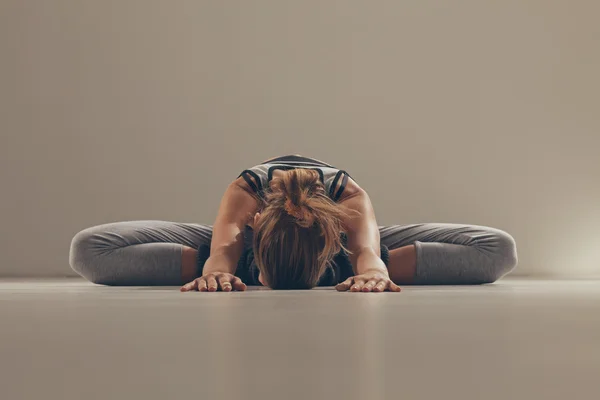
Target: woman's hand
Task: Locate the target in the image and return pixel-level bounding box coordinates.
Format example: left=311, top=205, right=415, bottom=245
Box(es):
left=181, top=252, right=246, bottom=292
left=335, top=270, right=401, bottom=293
left=180, top=272, right=247, bottom=292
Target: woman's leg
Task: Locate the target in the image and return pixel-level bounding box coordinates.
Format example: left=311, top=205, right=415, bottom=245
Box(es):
left=69, top=220, right=213, bottom=286
left=379, top=224, right=518, bottom=285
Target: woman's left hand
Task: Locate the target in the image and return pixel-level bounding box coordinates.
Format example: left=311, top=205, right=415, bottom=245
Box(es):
left=335, top=270, right=401, bottom=293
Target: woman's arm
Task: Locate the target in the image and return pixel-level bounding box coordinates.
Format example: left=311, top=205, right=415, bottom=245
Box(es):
left=338, top=188, right=386, bottom=274
left=203, top=179, right=259, bottom=274
left=181, top=179, right=259, bottom=292
left=337, top=187, right=401, bottom=292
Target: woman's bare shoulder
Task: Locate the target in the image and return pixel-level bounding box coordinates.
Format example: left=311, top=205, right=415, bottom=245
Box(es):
left=336, top=175, right=363, bottom=202
left=232, top=175, right=256, bottom=194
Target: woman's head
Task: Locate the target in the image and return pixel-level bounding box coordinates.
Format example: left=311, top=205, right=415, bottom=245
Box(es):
left=252, top=169, right=352, bottom=289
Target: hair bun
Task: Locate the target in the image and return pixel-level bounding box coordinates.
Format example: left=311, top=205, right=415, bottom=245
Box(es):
left=284, top=198, right=315, bottom=227
left=284, top=198, right=303, bottom=219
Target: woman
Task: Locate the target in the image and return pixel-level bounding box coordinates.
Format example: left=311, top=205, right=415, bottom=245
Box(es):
left=69, top=154, right=518, bottom=292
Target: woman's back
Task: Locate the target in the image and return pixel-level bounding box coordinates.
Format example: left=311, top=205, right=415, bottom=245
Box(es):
left=237, top=154, right=357, bottom=203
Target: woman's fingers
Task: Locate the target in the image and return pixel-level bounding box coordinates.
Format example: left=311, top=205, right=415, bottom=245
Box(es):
left=181, top=278, right=207, bottom=292
left=181, top=274, right=246, bottom=292
left=373, top=280, right=387, bottom=292
left=195, top=277, right=207, bottom=292
left=350, top=279, right=365, bottom=292
left=388, top=281, right=402, bottom=292
left=337, top=276, right=401, bottom=293
left=206, top=275, right=218, bottom=292
left=180, top=279, right=198, bottom=292
left=217, top=274, right=232, bottom=292
left=335, top=277, right=354, bottom=292
left=362, top=279, right=379, bottom=292
left=231, top=277, right=247, bottom=291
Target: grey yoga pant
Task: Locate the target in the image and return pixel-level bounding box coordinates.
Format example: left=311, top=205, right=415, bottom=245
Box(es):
left=69, top=221, right=518, bottom=286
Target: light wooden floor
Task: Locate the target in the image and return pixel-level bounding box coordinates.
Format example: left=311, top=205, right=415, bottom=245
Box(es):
left=1, top=278, right=599, bottom=400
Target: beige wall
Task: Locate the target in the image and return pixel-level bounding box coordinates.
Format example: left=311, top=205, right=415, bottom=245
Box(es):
left=1, top=0, right=599, bottom=277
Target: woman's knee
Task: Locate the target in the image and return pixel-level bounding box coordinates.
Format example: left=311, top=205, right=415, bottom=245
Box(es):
left=69, top=226, right=111, bottom=284
left=480, top=229, right=518, bottom=283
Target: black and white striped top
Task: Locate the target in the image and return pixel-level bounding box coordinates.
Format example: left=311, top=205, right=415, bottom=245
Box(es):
left=237, top=154, right=353, bottom=201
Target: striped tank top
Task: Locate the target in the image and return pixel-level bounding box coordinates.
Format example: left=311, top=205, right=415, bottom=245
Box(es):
left=237, top=154, right=353, bottom=201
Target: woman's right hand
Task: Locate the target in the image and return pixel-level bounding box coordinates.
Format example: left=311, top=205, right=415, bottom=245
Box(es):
left=181, top=272, right=247, bottom=292
left=181, top=253, right=247, bottom=292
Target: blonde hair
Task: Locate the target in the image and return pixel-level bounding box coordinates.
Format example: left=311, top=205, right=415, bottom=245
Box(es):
left=253, top=169, right=355, bottom=289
